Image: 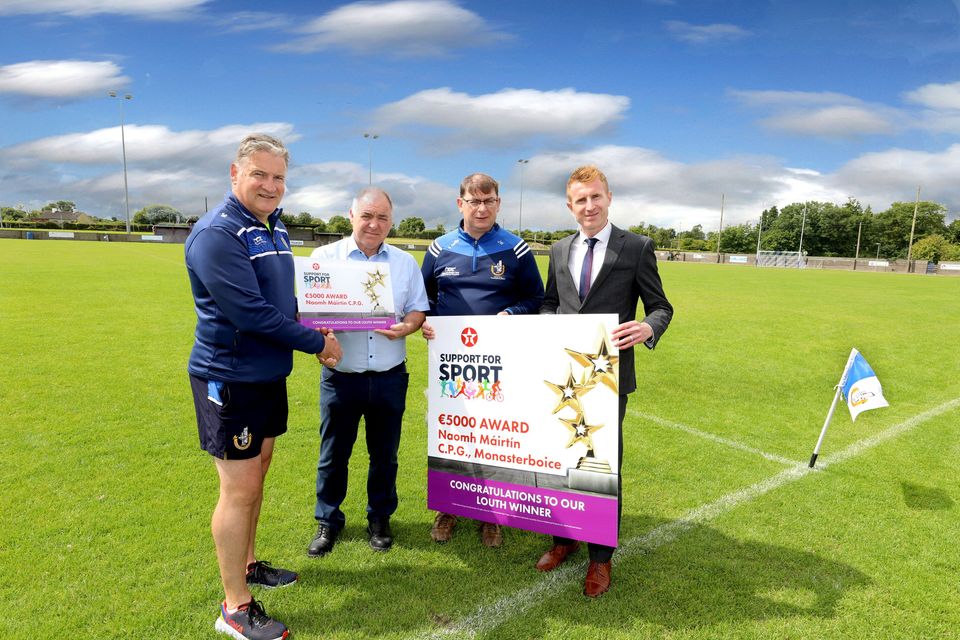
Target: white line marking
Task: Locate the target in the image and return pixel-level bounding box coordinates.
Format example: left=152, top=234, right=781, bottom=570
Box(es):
left=414, top=397, right=960, bottom=640
left=631, top=409, right=796, bottom=466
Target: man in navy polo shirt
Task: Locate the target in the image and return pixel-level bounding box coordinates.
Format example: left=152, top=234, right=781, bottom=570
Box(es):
left=421, top=172, right=544, bottom=547
left=186, top=133, right=342, bottom=640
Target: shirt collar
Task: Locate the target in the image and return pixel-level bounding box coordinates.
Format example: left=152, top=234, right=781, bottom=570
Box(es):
left=346, top=234, right=387, bottom=258
left=577, top=222, right=612, bottom=246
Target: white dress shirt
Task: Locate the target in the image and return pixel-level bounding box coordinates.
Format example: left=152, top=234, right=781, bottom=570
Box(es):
left=310, top=236, right=429, bottom=373
left=568, top=222, right=613, bottom=298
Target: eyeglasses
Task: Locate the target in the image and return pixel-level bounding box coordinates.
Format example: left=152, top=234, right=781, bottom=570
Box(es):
left=462, top=198, right=499, bottom=209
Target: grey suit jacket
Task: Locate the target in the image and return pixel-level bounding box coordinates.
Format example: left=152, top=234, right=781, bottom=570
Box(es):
left=541, top=224, right=673, bottom=394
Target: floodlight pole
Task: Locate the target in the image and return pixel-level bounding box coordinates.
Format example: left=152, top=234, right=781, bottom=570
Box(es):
left=906, top=185, right=921, bottom=271
left=755, top=212, right=764, bottom=267
left=363, top=133, right=378, bottom=184
left=108, top=91, right=133, bottom=233
left=853, top=219, right=863, bottom=271
left=716, top=193, right=724, bottom=263
left=876, top=243, right=881, bottom=259
left=797, top=203, right=807, bottom=268
left=517, top=159, right=529, bottom=237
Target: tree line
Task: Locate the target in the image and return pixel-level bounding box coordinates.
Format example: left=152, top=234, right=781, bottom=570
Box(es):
left=4, top=198, right=958, bottom=262
left=626, top=199, right=960, bottom=262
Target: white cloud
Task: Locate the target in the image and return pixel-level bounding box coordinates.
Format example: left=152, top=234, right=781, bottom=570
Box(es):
left=729, top=89, right=861, bottom=107
left=2, top=122, right=956, bottom=231
left=217, top=11, right=293, bottom=33
left=732, top=89, right=900, bottom=138
left=5, top=122, right=297, bottom=166
left=373, top=88, right=629, bottom=147
left=760, top=105, right=897, bottom=137
left=0, top=60, right=129, bottom=99
left=0, top=0, right=208, bottom=17
left=280, top=0, right=508, bottom=56
left=664, top=21, right=751, bottom=44
left=832, top=144, right=960, bottom=210
left=902, top=81, right=960, bottom=133
left=903, top=81, right=960, bottom=110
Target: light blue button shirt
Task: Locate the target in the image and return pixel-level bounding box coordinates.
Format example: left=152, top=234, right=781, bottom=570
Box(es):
left=310, top=236, right=429, bottom=373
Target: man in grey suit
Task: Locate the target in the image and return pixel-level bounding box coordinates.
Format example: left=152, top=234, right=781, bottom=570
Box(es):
left=537, top=165, right=673, bottom=597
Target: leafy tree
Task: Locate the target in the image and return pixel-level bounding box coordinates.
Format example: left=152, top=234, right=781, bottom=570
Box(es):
left=43, top=200, right=77, bottom=213
left=873, top=201, right=947, bottom=258
left=313, top=219, right=327, bottom=233
left=0, top=206, right=25, bottom=221
left=910, top=235, right=960, bottom=263
left=327, top=215, right=352, bottom=235
left=397, top=216, right=426, bottom=237
left=679, top=224, right=705, bottom=241
left=947, top=218, right=960, bottom=244
left=759, top=205, right=779, bottom=231
left=716, top=223, right=757, bottom=253
left=133, top=204, right=183, bottom=225
left=296, top=212, right=314, bottom=225
left=630, top=222, right=676, bottom=249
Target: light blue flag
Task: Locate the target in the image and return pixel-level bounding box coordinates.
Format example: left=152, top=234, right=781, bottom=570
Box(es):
left=840, top=348, right=889, bottom=421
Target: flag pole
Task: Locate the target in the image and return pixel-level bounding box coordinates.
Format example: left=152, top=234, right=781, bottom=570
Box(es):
left=809, top=348, right=858, bottom=468
left=809, top=385, right=841, bottom=468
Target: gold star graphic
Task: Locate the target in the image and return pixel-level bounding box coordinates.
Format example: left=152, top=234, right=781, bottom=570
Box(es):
left=367, top=268, right=387, bottom=287
left=565, top=331, right=620, bottom=393
left=544, top=366, right=596, bottom=414
left=559, top=413, right=604, bottom=452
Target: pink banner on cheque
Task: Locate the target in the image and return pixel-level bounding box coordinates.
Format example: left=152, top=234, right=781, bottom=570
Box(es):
left=428, top=470, right=618, bottom=547
left=300, top=316, right=394, bottom=331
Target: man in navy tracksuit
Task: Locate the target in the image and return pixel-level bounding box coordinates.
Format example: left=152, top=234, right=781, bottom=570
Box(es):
left=186, top=134, right=342, bottom=640
left=420, top=172, right=544, bottom=547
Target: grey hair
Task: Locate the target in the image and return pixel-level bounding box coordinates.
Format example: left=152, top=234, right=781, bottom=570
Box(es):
left=351, top=186, right=393, bottom=213
left=235, top=133, right=289, bottom=166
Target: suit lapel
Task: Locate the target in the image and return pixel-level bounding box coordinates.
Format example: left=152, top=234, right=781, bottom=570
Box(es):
left=558, top=234, right=575, bottom=284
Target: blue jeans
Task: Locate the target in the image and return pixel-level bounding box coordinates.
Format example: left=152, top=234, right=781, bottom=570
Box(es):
left=314, top=363, right=408, bottom=530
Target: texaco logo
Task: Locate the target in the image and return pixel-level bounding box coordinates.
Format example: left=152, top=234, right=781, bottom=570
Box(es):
left=460, top=327, right=478, bottom=347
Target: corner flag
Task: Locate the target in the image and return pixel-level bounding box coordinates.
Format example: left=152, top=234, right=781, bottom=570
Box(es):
left=840, top=349, right=889, bottom=421
left=809, top=348, right=889, bottom=468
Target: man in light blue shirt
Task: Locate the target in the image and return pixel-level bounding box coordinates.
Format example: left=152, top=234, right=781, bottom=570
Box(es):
left=306, top=187, right=429, bottom=556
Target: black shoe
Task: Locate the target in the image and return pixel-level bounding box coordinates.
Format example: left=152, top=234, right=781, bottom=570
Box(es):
left=367, top=517, right=393, bottom=552
left=307, top=523, right=338, bottom=557
left=245, top=560, right=298, bottom=589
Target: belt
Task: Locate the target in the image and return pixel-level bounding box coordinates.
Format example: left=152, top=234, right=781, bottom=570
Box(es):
left=331, top=361, right=406, bottom=377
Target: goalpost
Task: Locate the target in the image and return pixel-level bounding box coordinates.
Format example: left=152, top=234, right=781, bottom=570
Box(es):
left=756, top=250, right=805, bottom=268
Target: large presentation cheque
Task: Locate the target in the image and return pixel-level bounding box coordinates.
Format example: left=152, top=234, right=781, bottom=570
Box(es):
left=427, top=314, right=621, bottom=547
left=295, top=257, right=395, bottom=331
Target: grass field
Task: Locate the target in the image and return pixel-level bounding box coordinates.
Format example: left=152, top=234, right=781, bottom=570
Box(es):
left=2, top=238, right=959, bottom=640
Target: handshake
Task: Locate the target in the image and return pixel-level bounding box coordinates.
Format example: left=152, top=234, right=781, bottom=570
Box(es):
left=315, top=328, right=343, bottom=367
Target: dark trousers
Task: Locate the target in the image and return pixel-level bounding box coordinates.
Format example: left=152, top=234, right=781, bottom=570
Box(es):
left=552, top=393, right=628, bottom=562
left=314, top=363, right=409, bottom=530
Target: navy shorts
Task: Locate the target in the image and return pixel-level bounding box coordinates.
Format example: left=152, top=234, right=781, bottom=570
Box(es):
left=189, top=375, right=288, bottom=460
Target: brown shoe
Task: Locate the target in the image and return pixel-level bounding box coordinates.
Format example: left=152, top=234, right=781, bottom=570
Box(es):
left=479, top=522, right=502, bottom=548
left=431, top=512, right=457, bottom=543
left=583, top=560, right=611, bottom=597
left=535, top=541, right=580, bottom=572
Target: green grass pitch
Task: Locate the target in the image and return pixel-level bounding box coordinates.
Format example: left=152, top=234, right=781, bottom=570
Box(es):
left=2, top=239, right=958, bottom=639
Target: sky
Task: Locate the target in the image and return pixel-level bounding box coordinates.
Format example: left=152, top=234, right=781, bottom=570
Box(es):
left=1, top=0, right=959, bottom=233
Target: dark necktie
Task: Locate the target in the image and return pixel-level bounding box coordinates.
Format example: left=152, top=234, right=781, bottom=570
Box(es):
left=579, top=237, right=599, bottom=302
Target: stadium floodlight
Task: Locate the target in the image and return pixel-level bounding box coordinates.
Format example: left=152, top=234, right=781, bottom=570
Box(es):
left=108, top=91, right=133, bottom=233
left=517, top=159, right=529, bottom=236
left=363, top=133, right=378, bottom=184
